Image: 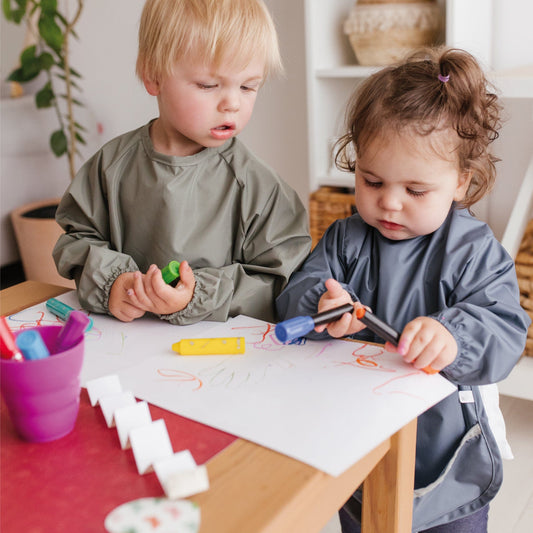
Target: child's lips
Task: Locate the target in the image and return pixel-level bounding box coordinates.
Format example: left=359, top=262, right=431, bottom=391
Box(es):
left=380, top=220, right=404, bottom=231
left=210, top=123, right=236, bottom=139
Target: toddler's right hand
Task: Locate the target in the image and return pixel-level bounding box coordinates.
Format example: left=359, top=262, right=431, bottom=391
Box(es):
left=316, top=279, right=365, bottom=338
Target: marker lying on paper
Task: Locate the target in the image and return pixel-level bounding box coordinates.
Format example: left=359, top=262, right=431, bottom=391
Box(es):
left=16, top=330, right=50, bottom=361
left=275, top=304, right=438, bottom=374
left=0, top=316, right=24, bottom=362
left=172, top=337, right=245, bottom=355
left=162, top=261, right=181, bottom=286
left=46, top=298, right=93, bottom=332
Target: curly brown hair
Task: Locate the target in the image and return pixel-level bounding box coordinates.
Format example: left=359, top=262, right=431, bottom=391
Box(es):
left=335, top=47, right=502, bottom=208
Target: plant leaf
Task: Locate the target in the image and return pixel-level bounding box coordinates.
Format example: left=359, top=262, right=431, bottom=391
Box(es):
left=3, top=0, right=27, bottom=23
left=13, top=46, right=42, bottom=82
left=38, top=12, right=64, bottom=53
left=20, top=44, right=36, bottom=64
left=38, top=51, right=55, bottom=71
left=35, top=83, right=55, bottom=108
left=40, top=0, right=58, bottom=15
left=7, top=66, right=26, bottom=82
left=50, top=129, right=67, bottom=157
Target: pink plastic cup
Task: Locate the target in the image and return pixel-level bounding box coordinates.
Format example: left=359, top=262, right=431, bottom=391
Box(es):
left=0, top=325, right=84, bottom=442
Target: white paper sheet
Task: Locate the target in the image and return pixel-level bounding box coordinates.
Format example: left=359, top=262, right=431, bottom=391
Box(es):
left=7, top=293, right=456, bottom=476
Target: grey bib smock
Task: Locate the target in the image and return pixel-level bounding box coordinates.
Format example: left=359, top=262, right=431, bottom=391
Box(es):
left=54, top=121, right=311, bottom=324
left=276, top=209, right=530, bottom=530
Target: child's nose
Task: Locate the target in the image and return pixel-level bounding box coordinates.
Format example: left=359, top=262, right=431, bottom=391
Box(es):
left=378, top=189, right=402, bottom=211
left=219, top=91, right=240, bottom=113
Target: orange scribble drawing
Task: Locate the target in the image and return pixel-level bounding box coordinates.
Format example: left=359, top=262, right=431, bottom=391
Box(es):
left=372, top=372, right=425, bottom=399
left=231, top=323, right=303, bottom=351
left=328, top=343, right=395, bottom=372
left=157, top=369, right=203, bottom=391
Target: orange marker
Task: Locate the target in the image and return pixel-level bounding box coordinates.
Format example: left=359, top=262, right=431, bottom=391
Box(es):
left=355, top=308, right=437, bottom=375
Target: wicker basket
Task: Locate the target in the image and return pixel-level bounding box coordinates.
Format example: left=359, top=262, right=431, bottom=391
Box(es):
left=515, top=219, right=533, bottom=357
left=309, top=187, right=356, bottom=248
left=344, top=1, right=442, bottom=66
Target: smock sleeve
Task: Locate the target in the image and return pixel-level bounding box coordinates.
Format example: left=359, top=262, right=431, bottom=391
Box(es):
left=275, top=220, right=359, bottom=339
left=434, top=233, right=530, bottom=385
left=53, top=153, right=139, bottom=314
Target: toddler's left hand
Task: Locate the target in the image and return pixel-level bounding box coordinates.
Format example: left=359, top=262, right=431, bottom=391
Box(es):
left=386, top=316, right=457, bottom=373
left=125, top=261, right=196, bottom=316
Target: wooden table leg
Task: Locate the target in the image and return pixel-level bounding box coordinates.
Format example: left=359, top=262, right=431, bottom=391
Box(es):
left=362, top=418, right=417, bottom=533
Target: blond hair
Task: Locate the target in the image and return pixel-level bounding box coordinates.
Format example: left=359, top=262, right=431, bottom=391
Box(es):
left=136, top=0, right=282, bottom=83
left=335, top=47, right=502, bottom=208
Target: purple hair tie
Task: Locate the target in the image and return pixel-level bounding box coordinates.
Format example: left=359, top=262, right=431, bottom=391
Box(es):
left=438, top=73, right=450, bottom=83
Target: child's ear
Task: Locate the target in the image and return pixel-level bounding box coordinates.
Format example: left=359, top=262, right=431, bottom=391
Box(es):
left=143, top=76, right=160, bottom=96
left=454, top=169, right=472, bottom=202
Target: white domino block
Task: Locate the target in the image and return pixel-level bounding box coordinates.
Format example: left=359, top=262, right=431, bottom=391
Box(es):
left=86, top=375, right=122, bottom=406
left=99, top=390, right=137, bottom=428
left=114, top=400, right=152, bottom=450
left=165, top=465, right=210, bottom=499
left=129, top=419, right=173, bottom=475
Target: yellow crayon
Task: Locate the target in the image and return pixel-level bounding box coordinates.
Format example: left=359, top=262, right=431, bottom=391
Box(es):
left=172, top=337, right=245, bottom=355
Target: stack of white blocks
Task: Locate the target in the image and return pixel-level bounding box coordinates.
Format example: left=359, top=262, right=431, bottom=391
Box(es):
left=85, top=374, right=210, bottom=500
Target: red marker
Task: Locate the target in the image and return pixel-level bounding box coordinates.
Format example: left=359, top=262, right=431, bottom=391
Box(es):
left=0, top=316, right=24, bottom=362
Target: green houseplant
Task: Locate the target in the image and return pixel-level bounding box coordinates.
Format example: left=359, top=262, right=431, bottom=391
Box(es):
left=3, top=0, right=85, bottom=181
left=3, top=0, right=85, bottom=287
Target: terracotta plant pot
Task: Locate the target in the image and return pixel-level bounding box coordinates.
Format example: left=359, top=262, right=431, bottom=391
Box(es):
left=11, top=199, right=75, bottom=289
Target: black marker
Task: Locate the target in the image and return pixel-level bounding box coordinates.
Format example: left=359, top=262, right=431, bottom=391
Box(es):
left=354, top=307, right=400, bottom=346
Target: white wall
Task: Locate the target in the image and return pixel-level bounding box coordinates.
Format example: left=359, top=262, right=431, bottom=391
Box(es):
left=1, top=0, right=532, bottom=265
left=492, top=0, right=533, bottom=71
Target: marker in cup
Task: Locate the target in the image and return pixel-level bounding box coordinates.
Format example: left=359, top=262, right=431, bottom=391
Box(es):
left=54, top=311, right=91, bottom=353
left=0, top=316, right=24, bottom=362
left=16, top=330, right=50, bottom=361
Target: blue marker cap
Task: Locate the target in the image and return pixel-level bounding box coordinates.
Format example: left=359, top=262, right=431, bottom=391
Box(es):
left=275, top=316, right=315, bottom=343
left=16, top=330, right=50, bottom=361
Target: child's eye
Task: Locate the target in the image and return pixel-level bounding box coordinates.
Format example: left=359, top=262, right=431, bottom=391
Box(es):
left=240, top=85, right=258, bottom=92
left=407, top=189, right=426, bottom=197
left=363, top=178, right=381, bottom=188
left=197, top=83, right=217, bottom=89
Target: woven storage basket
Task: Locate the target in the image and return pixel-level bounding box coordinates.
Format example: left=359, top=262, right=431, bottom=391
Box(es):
left=515, top=219, right=533, bottom=357
left=344, top=1, right=442, bottom=66
left=309, top=187, right=356, bottom=248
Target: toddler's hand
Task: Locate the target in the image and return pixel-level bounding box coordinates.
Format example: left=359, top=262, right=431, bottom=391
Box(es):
left=109, top=272, right=147, bottom=322
left=316, top=279, right=365, bottom=338
left=125, top=261, right=196, bottom=316
left=388, top=316, right=457, bottom=372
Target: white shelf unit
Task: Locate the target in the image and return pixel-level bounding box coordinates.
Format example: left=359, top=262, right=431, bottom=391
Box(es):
left=305, top=0, right=502, bottom=191
left=304, top=0, right=533, bottom=400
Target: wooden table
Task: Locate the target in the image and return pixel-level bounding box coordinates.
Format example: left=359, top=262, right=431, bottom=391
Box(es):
left=1, top=281, right=417, bottom=533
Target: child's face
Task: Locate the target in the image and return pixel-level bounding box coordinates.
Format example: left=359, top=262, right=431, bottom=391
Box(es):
left=144, top=55, right=265, bottom=156
left=354, top=131, right=470, bottom=240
